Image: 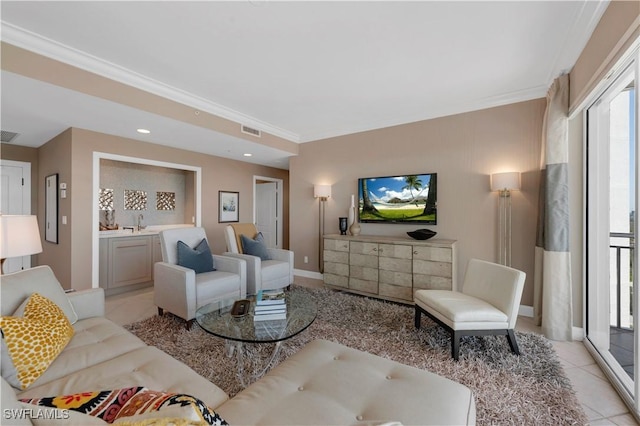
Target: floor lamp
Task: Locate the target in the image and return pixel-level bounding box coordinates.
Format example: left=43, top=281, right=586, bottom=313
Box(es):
left=314, top=184, right=331, bottom=273
left=491, top=172, right=520, bottom=267
left=0, top=215, right=43, bottom=274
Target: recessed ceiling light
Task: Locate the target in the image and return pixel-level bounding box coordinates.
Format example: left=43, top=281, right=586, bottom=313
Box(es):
left=243, top=153, right=252, bottom=157
left=137, top=128, right=151, bottom=134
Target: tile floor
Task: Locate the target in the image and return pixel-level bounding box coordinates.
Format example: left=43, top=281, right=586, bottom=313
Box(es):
left=105, top=277, right=639, bottom=425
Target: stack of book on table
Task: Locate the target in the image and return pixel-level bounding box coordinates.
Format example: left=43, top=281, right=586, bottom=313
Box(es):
left=254, top=318, right=287, bottom=339
left=253, top=289, right=286, bottom=322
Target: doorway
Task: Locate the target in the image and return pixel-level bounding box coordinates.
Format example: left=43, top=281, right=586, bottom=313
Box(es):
left=0, top=159, right=32, bottom=273
left=585, top=46, right=639, bottom=415
left=253, top=176, right=282, bottom=249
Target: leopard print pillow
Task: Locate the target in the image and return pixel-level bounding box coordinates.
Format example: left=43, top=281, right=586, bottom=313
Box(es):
left=0, top=292, right=75, bottom=389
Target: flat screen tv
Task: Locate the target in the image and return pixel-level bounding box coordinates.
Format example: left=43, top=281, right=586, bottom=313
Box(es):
left=358, top=173, right=437, bottom=224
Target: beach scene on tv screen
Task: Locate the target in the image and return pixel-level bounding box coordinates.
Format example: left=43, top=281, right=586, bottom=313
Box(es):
left=359, top=174, right=437, bottom=223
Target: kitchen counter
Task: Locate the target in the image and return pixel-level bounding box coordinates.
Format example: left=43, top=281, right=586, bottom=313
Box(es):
left=99, top=224, right=194, bottom=238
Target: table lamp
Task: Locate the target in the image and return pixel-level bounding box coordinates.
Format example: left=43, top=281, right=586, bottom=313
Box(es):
left=0, top=215, right=43, bottom=274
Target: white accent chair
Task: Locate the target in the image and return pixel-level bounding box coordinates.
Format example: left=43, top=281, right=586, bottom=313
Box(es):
left=223, top=223, right=293, bottom=295
left=414, top=258, right=526, bottom=360
left=154, top=227, right=246, bottom=329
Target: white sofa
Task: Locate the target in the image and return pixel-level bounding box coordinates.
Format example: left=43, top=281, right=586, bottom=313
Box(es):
left=1, top=266, right=476, bottom=425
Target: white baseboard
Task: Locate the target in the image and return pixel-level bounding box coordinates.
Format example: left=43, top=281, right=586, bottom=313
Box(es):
left=518, top=305, right=534, bottom=317
left=294, top=269, right=323, bottom=280
left=572, top=326, right=584, bottom=341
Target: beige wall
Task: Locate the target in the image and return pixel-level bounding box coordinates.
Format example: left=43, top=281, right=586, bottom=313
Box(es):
left=37, top=129, right=73, bottom=288
left=34, top=128, right=289, bottom=290
left=291, top=99, right=545, bottom=307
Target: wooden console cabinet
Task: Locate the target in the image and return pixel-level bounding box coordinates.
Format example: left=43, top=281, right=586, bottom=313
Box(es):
left=323, top=234, right=457, bottom=304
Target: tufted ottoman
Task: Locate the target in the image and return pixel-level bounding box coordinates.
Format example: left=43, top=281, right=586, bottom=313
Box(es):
left=216, top=339, right=476, bottom=425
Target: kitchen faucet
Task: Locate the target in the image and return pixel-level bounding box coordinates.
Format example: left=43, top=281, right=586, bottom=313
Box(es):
left=137, top=214, right=144, bottom=231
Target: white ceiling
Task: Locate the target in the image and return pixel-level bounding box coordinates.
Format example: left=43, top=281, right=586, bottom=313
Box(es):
left=0, top=1, right=609, bottom=169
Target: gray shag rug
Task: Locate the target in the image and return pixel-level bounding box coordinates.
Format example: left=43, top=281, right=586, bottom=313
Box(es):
left=126, top=285, right=588, bottom=425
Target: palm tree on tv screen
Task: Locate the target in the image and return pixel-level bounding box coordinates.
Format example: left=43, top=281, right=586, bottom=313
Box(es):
left=423, top=174, right=437, bottom=215
left=361, top=179, right=378, bottom=214
left=402, top=175, right=423, bottom=206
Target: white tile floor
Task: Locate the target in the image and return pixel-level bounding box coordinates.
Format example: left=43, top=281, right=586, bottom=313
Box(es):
left=106, top=277, right=639, bottom=425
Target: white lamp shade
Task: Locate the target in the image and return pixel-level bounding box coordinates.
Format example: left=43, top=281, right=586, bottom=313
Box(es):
left=314, top=184, right=331, bottom=199
left=0, top=215, right=43, bottom=259
left=491, top=172, right=521, bottom=192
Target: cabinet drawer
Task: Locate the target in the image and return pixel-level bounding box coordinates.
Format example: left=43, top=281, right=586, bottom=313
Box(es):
left=379, top=256, right=411, bottom=273
left=325, top=273, right=349, bottom=288
left=413, top=259, right=452, bottom=278
left=324, top=239, right=349, bottom=252
left=324, top=250, right=349, bottom=264
left=324, top=261, right=349, bottom=277
left=350, top=265, right=378, bottom=282
left=349, top=278, right=378, bottom=294
left=350, top=253, right=378, bottom=268
left=379, top=283, right=413, bottom=301
left=413, top=274, right=452, bottom=290
left=379, top=244, right=412, bottom=259
left=350, top=241, right=378, bottom=256
left=379, top=270, right=412, bottom=287
left=412, top=246, right=452, bottom=262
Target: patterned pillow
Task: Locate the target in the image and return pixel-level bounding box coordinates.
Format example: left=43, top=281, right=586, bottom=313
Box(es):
left=20, top=387, right=227, bottom=425
left=0, top=293, right=75, bottom=389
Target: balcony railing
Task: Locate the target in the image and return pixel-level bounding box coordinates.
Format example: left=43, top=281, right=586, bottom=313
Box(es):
left=610, top=232, right=634, bottom=329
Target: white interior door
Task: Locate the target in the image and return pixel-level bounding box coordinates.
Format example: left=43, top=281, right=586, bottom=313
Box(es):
left=255, top=181, right=278, bottom=248
left=1, top=160, right=32, bottom=273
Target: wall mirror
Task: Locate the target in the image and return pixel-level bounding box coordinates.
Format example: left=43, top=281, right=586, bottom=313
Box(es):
left=45, top=173, right=58, bottom=244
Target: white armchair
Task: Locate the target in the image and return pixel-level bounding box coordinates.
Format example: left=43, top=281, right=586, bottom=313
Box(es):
left=414, top=258, right=526, bottom=360
left=154, top=227, right=246, bottom=329
left=223, top=223, right=293, bottom=295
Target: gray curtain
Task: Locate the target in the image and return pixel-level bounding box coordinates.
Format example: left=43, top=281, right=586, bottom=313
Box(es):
left=533, top=74, right=573, bottom=341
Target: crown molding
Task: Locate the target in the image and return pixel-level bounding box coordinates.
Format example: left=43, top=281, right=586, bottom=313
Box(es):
left=544, top=0, right=610, bottom=84
left=1, top=22, right=301, bottom=143
left=300, top=85, right=547, bottom=143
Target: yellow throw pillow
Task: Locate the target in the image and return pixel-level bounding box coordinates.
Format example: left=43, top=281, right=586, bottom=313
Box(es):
left=0, top=293, right=74, bottom=389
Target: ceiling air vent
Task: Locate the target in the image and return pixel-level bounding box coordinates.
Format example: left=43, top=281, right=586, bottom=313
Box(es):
left=241, top=125, right=261, bottom=138
left=1, top=130, right=19, bottom=143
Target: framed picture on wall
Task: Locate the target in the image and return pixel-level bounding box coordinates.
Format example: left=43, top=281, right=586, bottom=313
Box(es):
left=219, top=191, right=239, bottom=223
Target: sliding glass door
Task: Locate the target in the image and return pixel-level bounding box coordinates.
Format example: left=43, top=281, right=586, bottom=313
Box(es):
left=586, top=47, right=639, bottom=414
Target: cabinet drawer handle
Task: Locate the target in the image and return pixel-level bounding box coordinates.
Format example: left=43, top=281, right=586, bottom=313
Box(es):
left=413, top=251, right=418, bottom=255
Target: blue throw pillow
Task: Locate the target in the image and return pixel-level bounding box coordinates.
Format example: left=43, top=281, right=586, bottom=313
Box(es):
left=240, top=233, right=271, bottom=261
left=177, top=238, right=216, bottom=274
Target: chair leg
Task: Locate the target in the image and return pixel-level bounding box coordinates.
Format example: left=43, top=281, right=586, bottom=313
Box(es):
left=414, top=306, right=422, bottom=329
left=452, top=330, right=461, bottom=361
left=157, top=307, right=164, bottom=316
left=506, top=329, right=520, bottom=355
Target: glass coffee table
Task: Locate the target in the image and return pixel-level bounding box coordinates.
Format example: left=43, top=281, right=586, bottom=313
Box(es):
left=195, top=290, right=317, bottom=386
